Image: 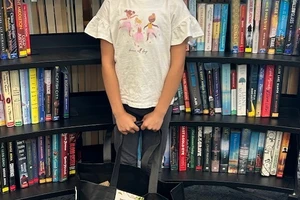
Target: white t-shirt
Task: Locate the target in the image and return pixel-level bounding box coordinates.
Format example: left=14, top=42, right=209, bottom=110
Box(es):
left=84, top=0, right=203, bottom=109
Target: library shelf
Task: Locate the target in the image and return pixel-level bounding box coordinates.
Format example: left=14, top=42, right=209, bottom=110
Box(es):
left=160, top=169, right=295, bottom=194
left=186, top=51, right=300, bottom=67
left=0, top=177, right=77, bottom=200
left=170, top=113, right=300, bottom=133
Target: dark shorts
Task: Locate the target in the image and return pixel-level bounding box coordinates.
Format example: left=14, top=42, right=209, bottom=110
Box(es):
left=113, top=104, right=172, bottom=169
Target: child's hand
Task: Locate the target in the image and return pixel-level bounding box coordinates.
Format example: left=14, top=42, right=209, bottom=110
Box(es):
left=115, top=112, right=140, bottom=135
left=141, top=111, right=164, bottom=132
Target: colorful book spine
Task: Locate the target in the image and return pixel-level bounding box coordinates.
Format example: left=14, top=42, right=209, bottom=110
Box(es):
left=237, top=64, right=247, bottom=116
left=245, top=0, right=255, bottom=53
left=7, top=142, right=16, bottom=191
left=261, top=130, right=276, bottom=176
left=219, top=4, right=228, bottom=52
left=203, top=126, right=212, bottom=172
left=230, top=0, right=240, bottom=53
left=255, top=65, right=265, bottom=117
left=38, top=136, right=46, bottom=184
left=261, top=65, right=275, bottom=117
left=29, top=68, right=39, bottom=124
left=19, top=69, right=31, bottom=124
left=252, top=0, right=262, bottom=53
left=247, top=65, right=259, bottom=117
left=196, top=126, right=203, bottom=171
left=211, top=127, right=221, bottom=172
left=62, top=67, right=70, bottom=118
left=258, top=0, right=272, bottom=53
left=10, top=70, right=22, bottom=126
left=204, top=63, right=215, bottom=115
left=60, top=133, right=68, bottom=182
left=14, top=0, right=27, bottom=57
left=15, top=140, right=29, bottom=189
left=276, top=132, right=290, bottom=178
left=44, top=69, right=52, bottom=121
left=1, top=71, right=14, bottom=127
left=213, top=63, right=221, bottom=113
left=271, top=65, right=283, bottom=118
left=177, top=82, right=185, bottom=111
left=196, top=3, right=206, bottom=51
left=0, top=0, right=8, bottom=59
left=45, top=136, right=52, bottom=183
left=228, top=129, right=241, bottom=174
left=69, top=133, right=77, bottom=176
left=205, top=4, right=214, bottom=51
left=197, top=63, right=209, bottom=114
left=247, top=131, right=259, bottom=173
left=268, top=0, right=280, bottom=54
left=25, top=140, right=34, bottom=186
left=52, top=66, right=60, bottom=121
left=0, top=81, right=5, bottom=126
left=220, top=127, right=230, bottom=173
left=231, top=68, right=237, bottom=115
left=182, top=71, right=191, bottom=113
left=22, top=4, right=31, bottom=55
left=221, top=64, right=231, bottom=115
left=52, top=134, right=60, bottom=182
left=255, top=132, right=266, bottom=173
left=270, top=131, right=283, bottom=175
left=38, top=68, right=45, bottom=123
left=212, top=4, right=221, bottom=51
left=31, top=139, right=38, bottom=184
left=238, top=129, right=251, bottom=174
left=0, top=142, right=9, bottom=193
left=239, top=4, right=246, bottom=52
left=275, top=0, right=290, bottom=54
left=188, top=0, right=197, bottom=51
left=179, top=126, right=187, bottom=172
left=187, top=127, right=195, bottom=169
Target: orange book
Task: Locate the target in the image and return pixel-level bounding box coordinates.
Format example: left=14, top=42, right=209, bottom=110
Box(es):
left=276, top=132, right=291, bottom=178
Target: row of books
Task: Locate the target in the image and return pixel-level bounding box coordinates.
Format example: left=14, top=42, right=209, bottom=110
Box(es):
left=0, top=66, right=69, bottom=128
left=162, top=126, right=290, bottom=178
left=172, top=63, right=283, bottom=118
left=0, top=133, right=78, bottom=193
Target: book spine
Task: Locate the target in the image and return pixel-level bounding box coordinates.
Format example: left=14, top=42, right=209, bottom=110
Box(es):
left=15, top=140, right=29, bottom=188
left=261, top=130, right=276, bottom=176
left=255, top=65, right=265, bottom=117
left=247, top=65, right=259, bottom=117
left=38, top=68, right=45, bottom=123
left=275, top=0, right=290, bottom=54
left=292, top=6, right=300, bottom=55
left=187, top=127, right=195, bottom=169
left=44, top=69, right=52, bottom=121
left=219, top=4, right=228, bottom=52
left=60, top=133, right=68, bottom=182
left=212, top=4, right=221, bottom=51
left=213, top=63, right=221, bottom=113
left=52, top=134, right=60, bottom=182
left=197, top=63, right=209, bottom=114
left=177, top=82, right=185, bottom=111
left=14, top=0, right=27, bottom=57
left=276, top=132, right=291, bottom=178
left=25, top=140, right=33, bottom=185
left=52, top=66, right=60, bottom=121
left=231, top=0, right=240, bottom=53
left=211, top=127, right=221, bottom=172
left=188, top=0, right=197, bottom=51
left=231, top=68, right=237, bottom=115
left=45, top=136, right=52, bottom=183
left=255, top=132, right=266, bottom=173
left=29, top=68, right=39, bottom=124
left=186, top=62, right=203, bottom=114
left=38, top=136, right=46, bottom=184
left=270, top=131, right=283, bottom=175
left=196, top=3, right=206, bottom=51
left=179, top=126, right=187, bottom=172
left=271, top=65, right=283, bottom=117
left=252, top=0, right=262, bottom=53
left=31, top=138, right=38, bottom=184
left=220, top=127, right=230, bottom=173
left=7, top=142, right=16, bottom=192
left=238, top=4, right=246, bottom=52
left=172, top=92, right=180, bottom=114
left=62, top=67, right=70, bottom=118
left=221, top=64, right=231, bottom=115
left=4, top=0, right=18, bottom=59
left=10, top=70, right=22, bottom=126
left=19, top=69, right=31, bottom=124
left=238, top=128, right=251, bottom=174
left=247, top=131, right=259, bottom=173
left=237, top=64, right=247, bottom=116
left=69, top=133, right=76, bottom=176
left=228, top=129, right=241, bottom=174
left=196, top=126, right=203, bottom=171
left=268, top=0, right=280, bottom=54
left=205, top=4, right=213, bottom=51
left=203, top=126, right=212, bottom=172
left=258, top=0, right=272, bottom=53
left=261, top=65, right=275, bottom=117
left=284, top=0, right=298, bottom=55
left=182, top=71, right=191, bottom=113
left=1, top=71, right=14, bottom=127
left=0, top=0, right=8, bottom=59
left=245, top=0, right=255, bottom=53
left=204, top=63, right=215, bottom=115
left=0, top=142, right=9, bottom=193
left=0, top=79, right=5, bottom=126
left=22, top=4, right=31, bottom=55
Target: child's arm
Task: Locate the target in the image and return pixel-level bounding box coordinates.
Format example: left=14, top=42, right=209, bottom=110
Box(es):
left=101, top=40, right=139, bottom=134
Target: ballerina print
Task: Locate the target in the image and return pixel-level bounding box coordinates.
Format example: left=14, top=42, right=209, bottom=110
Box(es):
left=119, top=10, right=137, bottom=36
left=133, top=17, right=144, bottom=45
left=144, top=13, right=159, bottom=41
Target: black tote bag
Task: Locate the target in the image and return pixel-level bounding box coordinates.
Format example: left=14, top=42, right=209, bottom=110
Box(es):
left=75, top=123, right=185, bottom=200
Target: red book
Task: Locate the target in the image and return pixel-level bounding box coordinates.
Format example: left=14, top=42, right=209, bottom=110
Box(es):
left=182, top=71, right=191, bottom=113
left=60, top=133, right=69, bottom=182
left=179, top=126, right=188, bottom=172
left=261, top=65, right=275, bottom=117
left=239, top=4, right=247, bottom=52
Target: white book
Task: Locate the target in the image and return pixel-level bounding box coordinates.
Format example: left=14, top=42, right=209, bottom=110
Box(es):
left=270, top=131, right=283, bottom=175
left=1, top=71, right=14, bottom=127
left=10, top=70, right=23, bottom=126
left=197, top=3, right=206, bottom=51
left=237, top=65, right=247, bottom=116
left=261, top=130, right=276, bottom=176
left=204, top=4, right=214, bottom=51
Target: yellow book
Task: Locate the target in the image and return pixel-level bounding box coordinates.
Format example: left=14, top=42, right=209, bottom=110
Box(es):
left=29, top=68, right=39, bottom=124
left=10, top=70, right=23, bottom=126
left=1, top=71, right=14, bottom=127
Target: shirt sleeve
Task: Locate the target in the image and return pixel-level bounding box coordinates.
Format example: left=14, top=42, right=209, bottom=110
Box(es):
left=84, top=0, right=112, bottom=43
left=171, top=0, right=204, bottom=46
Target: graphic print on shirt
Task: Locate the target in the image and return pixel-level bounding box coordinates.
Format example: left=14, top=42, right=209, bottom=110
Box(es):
left=144, top=13, right=159, bottom=41
left=119, top=10, right=137, bottom=36
left=133, top=17, right=144, bottom=45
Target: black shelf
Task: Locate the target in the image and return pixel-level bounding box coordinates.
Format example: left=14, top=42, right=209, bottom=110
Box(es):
left=186, top=51, right=300, bottom=67
left=0, top=177, right=76, bottom=200
left=170, top=113, right=300, bottom=133
left=160, top=169, right=295, bottom=194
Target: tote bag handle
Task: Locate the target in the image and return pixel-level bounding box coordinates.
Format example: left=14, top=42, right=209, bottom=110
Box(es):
left=102, top=121, right=163, bottom=194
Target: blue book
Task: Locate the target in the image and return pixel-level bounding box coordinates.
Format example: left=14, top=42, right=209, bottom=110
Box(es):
left=247, top=131, right=260, bottom=172
left=221, top=64, right=231, bottom=115
left=228, top=129, right=241, bottom=173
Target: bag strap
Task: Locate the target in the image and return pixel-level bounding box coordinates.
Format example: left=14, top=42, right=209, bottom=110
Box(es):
left=103, top=125, right=115, bottom=163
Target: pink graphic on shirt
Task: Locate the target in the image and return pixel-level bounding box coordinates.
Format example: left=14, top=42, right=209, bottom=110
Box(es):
left=133, top=17, right=144, bottom=44
left=119, top=10, right=137, bottom=36
left=144, top=13, right=159, bottom=41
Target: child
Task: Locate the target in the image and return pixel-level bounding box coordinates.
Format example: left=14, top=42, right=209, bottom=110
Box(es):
left=85, top=0, right=203, bottom=168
